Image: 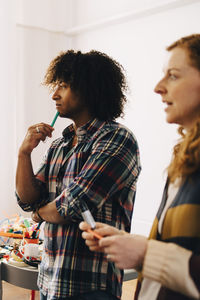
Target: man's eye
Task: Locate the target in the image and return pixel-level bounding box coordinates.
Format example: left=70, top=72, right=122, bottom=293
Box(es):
left=60, top=83, right=68, bottom=88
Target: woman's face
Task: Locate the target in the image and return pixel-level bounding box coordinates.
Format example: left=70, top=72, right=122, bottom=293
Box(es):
left=154, top=47, right=200, bottom=130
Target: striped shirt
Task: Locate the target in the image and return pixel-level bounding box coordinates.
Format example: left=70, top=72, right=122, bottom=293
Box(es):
left=17, top=119, right=141, bottom=299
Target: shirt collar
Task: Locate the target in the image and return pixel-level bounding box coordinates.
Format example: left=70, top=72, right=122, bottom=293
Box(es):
left=62, top=123, right=75, bottom=141
left=62, top=119, right=106, bottom=142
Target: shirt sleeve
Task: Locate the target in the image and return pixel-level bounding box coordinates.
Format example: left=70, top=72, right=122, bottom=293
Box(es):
left=55, top=127, right=141, bottom=221
left=189, top=254, right=200, bottom=293
left=142, top=239, right=200, bottom=299
left=16, top=149, right=50, bottom=212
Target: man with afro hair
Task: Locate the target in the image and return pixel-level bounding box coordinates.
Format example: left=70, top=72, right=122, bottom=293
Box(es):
left=16, top=50, right=141, bottom=300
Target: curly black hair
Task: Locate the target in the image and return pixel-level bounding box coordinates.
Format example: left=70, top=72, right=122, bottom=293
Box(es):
left=43, top=50, right=128, bottom=121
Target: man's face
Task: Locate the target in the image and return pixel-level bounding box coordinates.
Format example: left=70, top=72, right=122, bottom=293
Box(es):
left=52, top=82, right=86, bottom=121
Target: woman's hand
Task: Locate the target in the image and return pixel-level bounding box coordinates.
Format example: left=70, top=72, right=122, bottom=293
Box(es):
left=100, top=234, right=148, bottom=270
left=79, top=221, right=148, bottom=270
left=79, top=221, right=123, bottom=252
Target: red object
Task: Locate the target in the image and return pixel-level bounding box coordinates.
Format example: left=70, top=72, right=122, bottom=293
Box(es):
left=24, top=231, right=30, bottom=238
left=13, top=250, right=23, bottom=259
left=30, top=290, right=35, bottom=300
left=3, top=255, right=10, bottom=261
left=24, top=238, right=39, bottom=244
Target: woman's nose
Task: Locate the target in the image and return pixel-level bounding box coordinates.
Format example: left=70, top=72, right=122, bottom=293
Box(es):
left=154, top=79, right=166, bottom=95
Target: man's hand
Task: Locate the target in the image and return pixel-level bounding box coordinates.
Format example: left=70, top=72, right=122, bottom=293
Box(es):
left=19, top=123, right=54, bottom=155
left=31, top=201, right=70, bottom=224
left=31, top=209, right=43, bottom=223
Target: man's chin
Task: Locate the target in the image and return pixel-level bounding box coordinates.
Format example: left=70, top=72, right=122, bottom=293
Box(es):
left=58, top=113, right=73, bottom=121
left=58, top=113, right=67, bottom=118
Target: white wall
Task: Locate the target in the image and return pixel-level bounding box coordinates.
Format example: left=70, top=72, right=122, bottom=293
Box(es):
left=15, top=27, right=72, bottom=168
left=0, top=0, right=73, bottom=218
left=1, top=0, right=200, bottom=234
left=0, top=0, right=18, bottom=217
left=67, top=0, right=200, bottom=235
left=15, top=0, right=74, bottom=167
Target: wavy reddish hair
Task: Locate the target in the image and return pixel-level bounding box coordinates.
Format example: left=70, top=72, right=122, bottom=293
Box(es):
left=166, top=34, right=200, bottom=182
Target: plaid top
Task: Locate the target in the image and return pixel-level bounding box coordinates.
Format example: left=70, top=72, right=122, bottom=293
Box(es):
left=17, top=119, right=141, bottom=299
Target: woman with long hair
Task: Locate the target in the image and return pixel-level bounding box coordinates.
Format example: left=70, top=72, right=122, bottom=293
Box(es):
left=80, top=34, right=200, bottom=299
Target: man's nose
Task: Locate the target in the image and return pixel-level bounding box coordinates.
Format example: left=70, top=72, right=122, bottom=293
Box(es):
left=52, top=88, right=60, bottom=100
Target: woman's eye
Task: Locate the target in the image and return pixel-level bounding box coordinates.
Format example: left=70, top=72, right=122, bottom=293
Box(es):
left=169, top=73, right=177, bottom=80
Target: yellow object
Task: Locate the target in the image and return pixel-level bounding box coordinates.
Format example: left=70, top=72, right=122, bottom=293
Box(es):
left=11, top=250, right=23, bottom=262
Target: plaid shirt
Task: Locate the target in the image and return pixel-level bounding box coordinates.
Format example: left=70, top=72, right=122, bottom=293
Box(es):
left=17, top=119, right=141, bottom=299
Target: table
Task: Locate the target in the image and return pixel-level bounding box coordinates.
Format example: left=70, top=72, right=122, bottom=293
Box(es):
left=0, top=261, right=137, bottom=300
left=0, top=261, right=38, bottom=300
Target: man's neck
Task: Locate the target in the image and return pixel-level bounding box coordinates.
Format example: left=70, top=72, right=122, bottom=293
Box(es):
left=73, top=113, right=92, bottom=132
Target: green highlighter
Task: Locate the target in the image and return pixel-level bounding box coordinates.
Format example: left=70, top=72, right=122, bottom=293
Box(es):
left=51, top=111, right=59, bottom=127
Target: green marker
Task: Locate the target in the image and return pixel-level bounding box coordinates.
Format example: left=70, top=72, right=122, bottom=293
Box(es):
left=51, top=111, right=59, bottom=127
left=24, top=219, right=30, bottom=228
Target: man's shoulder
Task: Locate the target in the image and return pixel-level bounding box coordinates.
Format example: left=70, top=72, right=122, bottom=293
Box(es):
left=96, top=120, right=137, bottom=141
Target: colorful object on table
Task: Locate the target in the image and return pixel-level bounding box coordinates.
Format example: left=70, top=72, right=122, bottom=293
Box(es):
left=0, top=215, right=41, bottom=242
left=0, top=214, right=43, bottom=267
left=18, top=237, right=42, bottom=267
left=0, top=232, right=23, bottom=238
left=11, top=249, right=24, bottom=262
left=24, top=219, right=30, bottom=228
left=3, top=254, right=10, bottom=261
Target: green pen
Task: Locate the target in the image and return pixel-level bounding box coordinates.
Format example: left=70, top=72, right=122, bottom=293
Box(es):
left=51, top=111, right=59, bottom=127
